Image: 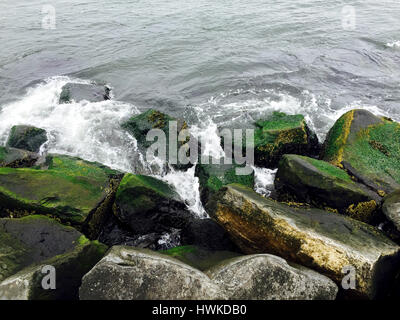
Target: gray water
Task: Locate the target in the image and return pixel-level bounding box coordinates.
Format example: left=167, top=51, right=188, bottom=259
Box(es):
left=0, top=0, right=399, bottom=215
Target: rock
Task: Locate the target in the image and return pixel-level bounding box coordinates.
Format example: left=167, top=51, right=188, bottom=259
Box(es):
left=109, top=173, right=238, bottom=251
left=250, top=112, right=319, bottom=168
left=0, top=147, right=38, bottom=168
left=160, top=245, right=242, bottom=271
left=383, top=190, right=400, bottom=232
left=206, top=254, right=338, bottom=300
left=122, top=109, right=195, bottom=170
left=195, top=162, right=254, bottom=205
left=0, top=215, right=107, bottom=300
left=6, top=125, right=47, bottom=153
left=113, top=173, right=191, bottom=234
left=180, top=218, right=240, bottom=252
left=321, top=109, right=400, bottom=195
left=206, top=184, right=400, bottom=299
left=0, top=154, right=121, bottom=238
left=79, top=246, right=223, bottom=300
left=275, top=154, right=381, bottom=222
left=59, top=83, right=110, bottom=104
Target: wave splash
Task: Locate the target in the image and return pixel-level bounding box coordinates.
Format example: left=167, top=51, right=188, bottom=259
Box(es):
left=0, top=76, right=396, bottom=216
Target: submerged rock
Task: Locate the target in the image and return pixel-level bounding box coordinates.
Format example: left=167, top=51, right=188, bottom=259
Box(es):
left=59, top=83, right=111, bottom=104
left=79, top=246, right=223, bottom=300
left=206, top=184, right=400, bottom=299
left=0, top=215, right=106, bottom=300
left=122, top=109, right=195, bottom=170
left=207, top=254, right=338, bottom=300
left=195, top=162, right=254, bottom=205
left=108, top=173, right=238, bottom=251
left=275, top=154, right=381, bottom=222
left=160, top=245, right=242, bottom=271
left=251, top=112, right=319, bottom=168
left=0, top=154, right=121, bottom=238
left=0, top=147, right=38, bottom=168
left=321, top=109, right=400, bottom=195
left=6, top=125, right=47, bottom=153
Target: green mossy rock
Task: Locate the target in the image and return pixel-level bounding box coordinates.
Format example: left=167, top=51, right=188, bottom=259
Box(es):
left=160, top=245, right=242, bottom=271
left=122, top=109, right=193, bottom=169
left=251, top=112, right=319, bottom=168
left=0, top=146, right=38, bottom=168
left=113, top=173, right=190, bottom=234
left=0, top=215, right=107, bottom=300
left=0, top=154, right=121, bottom=237
left=6, top=125, right=47, bottom=153
left=321, top=109, right=400, bottom=194
left=195, top=162, right=254, bottom=204
left=206, top=184, right=400, bottom=299
left=275, top=154, right=381, bottom=222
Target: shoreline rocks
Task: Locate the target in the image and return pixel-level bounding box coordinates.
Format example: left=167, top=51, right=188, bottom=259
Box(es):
left=321, top=109, right=400, bottom=195
left=0, top=154, right=122, bottom=238
left=79, top=246, right=337, bottom=300
left=79, top=246, right=223, bottom=300
left=0, top=215, right=106, bottom=300
left=206, top=254, right=338, bottom=300
left=195, top=162, right=254, bottom=205
left=206, top=184, right=400, bottom=299
left=251, top=112, right=320, bottom=168
left=275, top=154, right=381, bottom=222
left=6, top=125, right=47, bottom=153
left=106, top=173, right=239, bottom=251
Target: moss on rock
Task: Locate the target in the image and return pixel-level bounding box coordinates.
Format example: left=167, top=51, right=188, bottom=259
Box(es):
left=275, top=154, right=380, bottom=223
left=321, top=109, right=400, bottom=194
left=160, top=245, right=241, bottom=271
left=0, top=215, right=107, bottom=300
left=251, top=112, right=319, bottom=168
left=195, top=162, right=254, bottom=204
left=0, top=154, right=121, bottom=234
left=0, top=147, right=38, bottom=168
left=206, top=184, right=400, bottom=299
left=6, top=125, right=47, bottom=153
left=122, top=109, right=193, bottom=169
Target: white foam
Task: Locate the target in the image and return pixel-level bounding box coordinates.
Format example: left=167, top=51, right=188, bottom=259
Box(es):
left=253, top=167, right=277, bottom=197
left=159, top=165, right=208, bottom=218
left=386, top=40, right=400, bottom=48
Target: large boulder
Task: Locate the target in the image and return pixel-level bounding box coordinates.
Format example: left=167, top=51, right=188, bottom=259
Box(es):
left=122, top=109, right=194, bottom=170
left=195, top=162, right=254, bottom=205
left=206, top=254, right=338, bottom=300
left=206, top=184, right=400, bottom=299
left=250, top=112, right=319, bottom=168
left=321, top=109, right=400, bottom=195
left=79, top=246, right=337, bottom=300
left=59, top=83, right=111, bottom=104
left=160, top=245, right=242, bottom=271
left=107, top=173, right=238, bottom=251
left=79, top=246, right=223, bottom=300
left=0, top=147, right=38, bottom=168
left=382, top=190, right=400, bottom=232
left=275, top=154, right=381, bottom=222
left=6, top=125, right=47, bottom=153
left=0, top=215, right=106, bottom=300
left=0, top=154, right=121, bottom=238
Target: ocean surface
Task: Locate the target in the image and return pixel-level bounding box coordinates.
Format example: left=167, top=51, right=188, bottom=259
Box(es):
left=0, top=0, right=399, bottom=217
